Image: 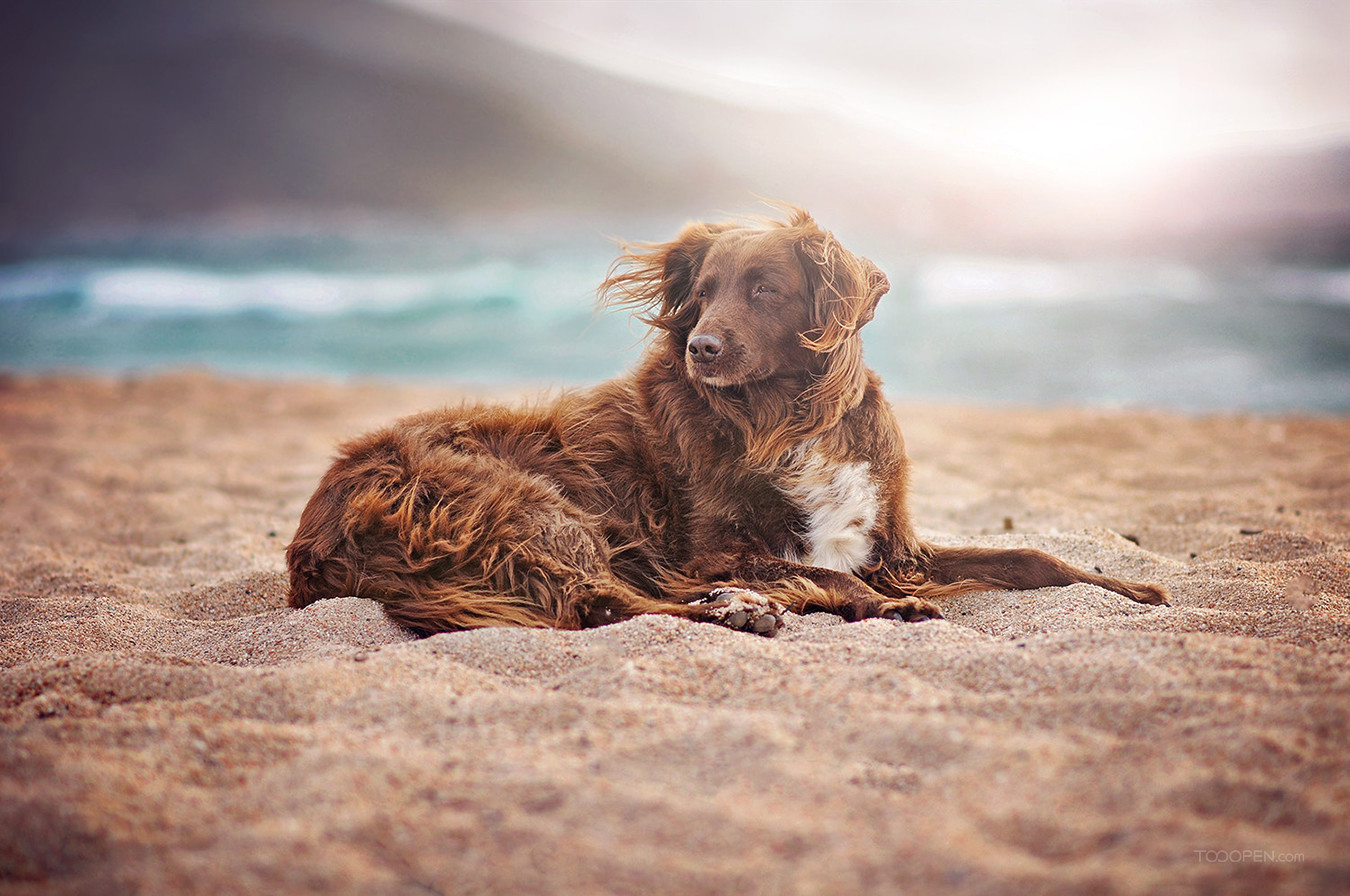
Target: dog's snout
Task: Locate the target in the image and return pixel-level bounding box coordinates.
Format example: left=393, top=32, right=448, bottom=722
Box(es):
left=688, top=334, right=724, bottom=362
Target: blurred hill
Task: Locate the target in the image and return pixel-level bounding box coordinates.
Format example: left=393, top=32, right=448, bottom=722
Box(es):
left=1148, top=144, right=1350, bottom=263
left=2, top=0, right=1349, bottom=261
left=0, top=0, right=727, bottom=226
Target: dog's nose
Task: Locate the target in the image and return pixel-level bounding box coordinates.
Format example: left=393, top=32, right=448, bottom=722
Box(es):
left=688, top=334, right=723, bottom=362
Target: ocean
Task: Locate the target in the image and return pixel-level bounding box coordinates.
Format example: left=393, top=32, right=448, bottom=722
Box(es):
left=3, top=220, right=1349, bottom=413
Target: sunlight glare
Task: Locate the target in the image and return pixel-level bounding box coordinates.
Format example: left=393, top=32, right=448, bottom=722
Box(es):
left=967, top=81, right=1190, bottom=190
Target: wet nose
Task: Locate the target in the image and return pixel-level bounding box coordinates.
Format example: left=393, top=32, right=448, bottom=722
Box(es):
left=687, top=334, right=724, bottom=362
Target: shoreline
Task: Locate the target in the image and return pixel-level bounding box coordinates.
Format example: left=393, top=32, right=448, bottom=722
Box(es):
left=2, top=371, right=1348, bottom=893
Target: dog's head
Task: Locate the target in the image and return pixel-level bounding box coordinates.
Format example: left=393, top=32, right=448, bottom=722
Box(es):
left=602, top=207, right=889, bottom=391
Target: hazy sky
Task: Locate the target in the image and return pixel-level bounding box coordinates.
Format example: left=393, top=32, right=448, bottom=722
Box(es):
left=393, top=0, right=1350, bottom=189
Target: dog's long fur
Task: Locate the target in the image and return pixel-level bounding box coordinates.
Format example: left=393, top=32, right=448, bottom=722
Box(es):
left=287, top=208, right=1169, bottom=634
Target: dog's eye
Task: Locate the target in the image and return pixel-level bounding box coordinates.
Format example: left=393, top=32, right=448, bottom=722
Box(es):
left=695, top=288, right=707, bottom=299
left=754, top=284, right=776, bottom=296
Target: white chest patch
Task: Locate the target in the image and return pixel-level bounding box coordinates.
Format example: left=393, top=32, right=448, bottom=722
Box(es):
left=777, top=442, right=880, bottom=573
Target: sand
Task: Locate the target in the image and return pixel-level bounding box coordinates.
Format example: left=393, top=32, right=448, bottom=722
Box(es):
left=2, top=371, right=1348, bottom=895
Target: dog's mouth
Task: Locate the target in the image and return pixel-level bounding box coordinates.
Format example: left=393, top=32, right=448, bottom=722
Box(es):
left=692, top=371, right=744, bottom=387
left=686, top=355, right=771, bottom=387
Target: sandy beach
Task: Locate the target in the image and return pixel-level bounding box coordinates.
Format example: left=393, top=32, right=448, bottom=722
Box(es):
left=2, top=371, right=1348, bottom=895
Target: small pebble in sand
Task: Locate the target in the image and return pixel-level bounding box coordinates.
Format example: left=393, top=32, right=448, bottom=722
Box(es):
left=1283, top=575, right=1317, bottom=611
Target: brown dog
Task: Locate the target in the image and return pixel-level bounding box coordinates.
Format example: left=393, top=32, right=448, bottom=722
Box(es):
left=287, top=208, right=1168, bottom=635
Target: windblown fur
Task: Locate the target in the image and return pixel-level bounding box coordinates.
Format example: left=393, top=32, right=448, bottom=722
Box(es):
left=287, top=208, right=1169, bottom=635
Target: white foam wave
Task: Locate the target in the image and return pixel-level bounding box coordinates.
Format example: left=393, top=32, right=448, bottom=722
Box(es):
left=1258, top=267, right=1350, bottom=305
left=84, top=266, right=443, bottom=315
left=913, top=255, right=1215, bottom=307
left=0, top=255, right=602, bottom=318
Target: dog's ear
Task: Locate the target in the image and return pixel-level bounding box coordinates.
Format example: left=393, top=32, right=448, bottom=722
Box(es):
left=795, top=224, right=890, bottom=353
left=600, top=222, right=734, bottom=336
left=858, top=259, right=890, bottom=328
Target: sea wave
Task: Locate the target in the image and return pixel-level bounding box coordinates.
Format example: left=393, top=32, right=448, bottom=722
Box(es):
left=2, top=242, right=1348, bottom=410
left=0, top=255, right=604, bottom=319
left=85, top=267, right=439, bottom=315
left=910, top=256, right=1216, bottom=307
left=6, top=253, right=1350, bottom=319
left=907, top=255, right=1350, bottom=308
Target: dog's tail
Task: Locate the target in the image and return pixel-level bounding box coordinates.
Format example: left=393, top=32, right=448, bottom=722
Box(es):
left=912, top=542, right=1170, bottom=605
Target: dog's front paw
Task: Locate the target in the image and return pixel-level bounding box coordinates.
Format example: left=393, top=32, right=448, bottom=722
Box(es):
left=879, top=596, right=943, bottom=622
left=694, top=587, right=785, bottom=636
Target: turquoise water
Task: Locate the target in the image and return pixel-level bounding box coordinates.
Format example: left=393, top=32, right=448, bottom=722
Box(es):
left=3, top=225, right=1349, bottom=411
